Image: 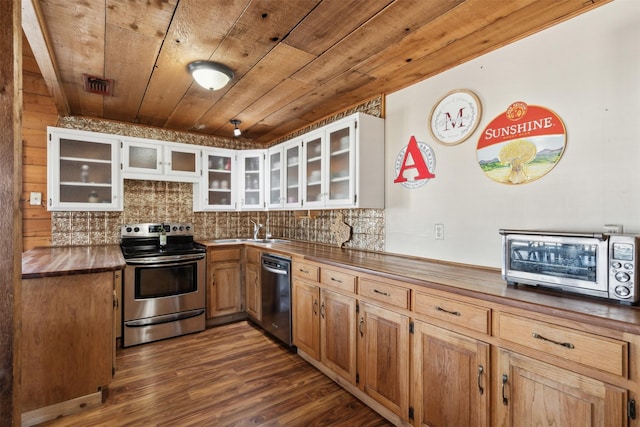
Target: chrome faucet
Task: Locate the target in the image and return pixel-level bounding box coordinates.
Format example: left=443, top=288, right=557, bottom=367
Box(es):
left=250, top=219, right=263, bottom=240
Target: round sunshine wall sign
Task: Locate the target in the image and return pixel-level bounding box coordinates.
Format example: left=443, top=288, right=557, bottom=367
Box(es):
left=476, top=102, right=567, bottom=185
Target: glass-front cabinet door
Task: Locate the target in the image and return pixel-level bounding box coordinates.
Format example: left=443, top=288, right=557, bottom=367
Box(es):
left=122, top=139, right=200, bottom=182
left=47, top=127, right=122, bottom=211
left=266, top=146, right=283, bottom=209
left=122, top=139, right=162, bottom=177
left=164, top=143, right=200, bottom=180
left=238, top=150, right=264, bottom=210
left=284, top=139, right=302, bottom=208
left=325, top=120, right=355, bottom=207
left=202, top=149, right=236, bottom=210
left=302, top=130, right=325, bottom=208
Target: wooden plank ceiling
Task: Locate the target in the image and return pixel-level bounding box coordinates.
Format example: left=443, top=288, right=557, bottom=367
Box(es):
left=22, top=0, right=610, bottom=144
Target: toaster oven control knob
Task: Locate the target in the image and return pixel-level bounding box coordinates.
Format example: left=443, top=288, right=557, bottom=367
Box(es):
left=615, top=271, right=631, bottom=282
left=612, top=261, right=622, bottom=269
left=126, top=227, right=132, bottom=233
left=133, top=227, right=140, bottom=232
left=615, top=285, right=631, bottom=297
left=625, top=263, right=634, bottom=270
left=172, top=226, right=177, bottom=231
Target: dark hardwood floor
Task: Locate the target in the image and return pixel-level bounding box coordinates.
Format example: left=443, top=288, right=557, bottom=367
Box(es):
left=38, top=321, right=392, bottom=426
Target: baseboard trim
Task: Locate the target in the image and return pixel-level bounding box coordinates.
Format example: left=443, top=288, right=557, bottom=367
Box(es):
left=21, top=390, right=103, bottom=427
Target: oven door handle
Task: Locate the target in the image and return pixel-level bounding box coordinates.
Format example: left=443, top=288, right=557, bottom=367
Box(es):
left=124, top=308, right=205, bottom=327
left=126, top=253, right=205, bottom=265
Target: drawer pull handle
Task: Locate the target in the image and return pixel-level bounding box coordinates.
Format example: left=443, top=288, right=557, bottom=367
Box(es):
left=320, top=301, right=326, bottom=319
left=373, top=289, right=390, bottom=297
left=359, top=317, right=364, bottom=337
left=532, top=332, right=575, bottom=349
left=313, top=299, right=318, bottom=316
left=477, top=365, right=484, bottom=395
left=435, top=306, right=461, bottom=316
left=331, top=277, right=343, bottom=284
left=299, top=268, right=309, bottom=274
left=502, top=374, right=508, bottom=405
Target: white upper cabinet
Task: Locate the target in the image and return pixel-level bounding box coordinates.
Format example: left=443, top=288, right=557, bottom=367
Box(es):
left=47, top=127, right=122, bottom=211
left=283, top=139, right=303, bottom=209
left=302, top=113, right=384, bottom=209
left=266, top=139, right=303, bottom=210
left=197, top=148, right=237, bottom=211
left=122, top=138, right=201, bottom=182
left=302, top=130, right=325, bottom=208
left=266, top=145, right=284, bottom=209
left=238, top=150, right=265, bottom=210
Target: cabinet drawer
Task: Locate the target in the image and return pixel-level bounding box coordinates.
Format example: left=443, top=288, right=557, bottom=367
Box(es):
left=320, top=268, right=356, bottom=293
left=496, top=312, right=627, bottom=377
left=358, top=278, right=409, bottom=309
left=413, top=290, right=490, bottom=334
left=293, top=261, right=319, bottom=282
left=208, top=247, right=241, bottom=262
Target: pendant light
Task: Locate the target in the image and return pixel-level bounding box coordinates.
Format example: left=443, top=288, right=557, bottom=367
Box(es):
left=230, top=119, right=241, bottom=137
left=187, top=60, right=234, bottom=91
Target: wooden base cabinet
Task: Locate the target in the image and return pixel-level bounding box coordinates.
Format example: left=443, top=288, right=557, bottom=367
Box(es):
left=496, top=349, right=627, bottom=427
left=21, top=271, right=116, bottom=423
left=412, top=320, right=490, bottom=427
left=358, top=301, right=410, bottom=421
left=320, top=288, right=358, bottom=385
left=244, top=247, right=261, bottom=321
left=207, top=246, right=243, bottom=318
left=292, top=279, right=320, bottom=359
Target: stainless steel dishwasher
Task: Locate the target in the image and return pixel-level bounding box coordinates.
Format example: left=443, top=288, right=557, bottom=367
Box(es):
left=260, top=253, right=293, bottom=347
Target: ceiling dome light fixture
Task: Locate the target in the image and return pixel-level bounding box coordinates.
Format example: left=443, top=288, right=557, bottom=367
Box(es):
left=187, top=60, right=234, bottom=91
left=230, top=119, right=242, bottom=137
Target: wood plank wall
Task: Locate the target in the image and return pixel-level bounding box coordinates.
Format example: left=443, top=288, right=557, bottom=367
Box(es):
left=22, top=33, right=56, bottom=250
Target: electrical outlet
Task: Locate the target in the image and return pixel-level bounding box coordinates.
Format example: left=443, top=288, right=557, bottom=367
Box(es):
left=434, top=224, right=444, bottom=240
left=29, top=192, right=42, bottom=206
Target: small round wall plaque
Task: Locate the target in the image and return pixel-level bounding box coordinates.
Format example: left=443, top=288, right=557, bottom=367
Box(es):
left=429, top=89, right=482, bottom=146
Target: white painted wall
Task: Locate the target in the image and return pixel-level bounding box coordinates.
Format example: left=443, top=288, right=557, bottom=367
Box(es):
left=384, top=0, right=640, bottom=268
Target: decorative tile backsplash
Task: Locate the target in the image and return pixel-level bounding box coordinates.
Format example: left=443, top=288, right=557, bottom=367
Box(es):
left=52, top=96, right=385, bottom=251
left=51, top=180, right=385, bottom=251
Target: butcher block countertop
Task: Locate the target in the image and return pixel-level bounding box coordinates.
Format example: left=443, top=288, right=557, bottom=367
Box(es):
left=201, top=239, right=640, bottom=333
left=22, top=245, right=125, bottom=279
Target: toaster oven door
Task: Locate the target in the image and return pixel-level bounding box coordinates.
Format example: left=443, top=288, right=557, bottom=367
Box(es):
left=503, top=234, right=609, bottom=293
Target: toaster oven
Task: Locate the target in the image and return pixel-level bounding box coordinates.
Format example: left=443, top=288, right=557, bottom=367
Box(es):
left=500, top=229, right=639, bottom=304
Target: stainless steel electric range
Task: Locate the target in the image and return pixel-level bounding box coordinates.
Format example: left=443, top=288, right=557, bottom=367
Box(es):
left=120, top=223, right=206, bottom=347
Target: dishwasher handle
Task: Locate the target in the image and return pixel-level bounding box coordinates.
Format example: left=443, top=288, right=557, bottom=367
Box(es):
left=262, top=264, right=288, bottom=275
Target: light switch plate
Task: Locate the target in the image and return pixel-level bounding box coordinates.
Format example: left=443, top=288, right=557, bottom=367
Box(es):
left=29, top=191, right=42, bottom=206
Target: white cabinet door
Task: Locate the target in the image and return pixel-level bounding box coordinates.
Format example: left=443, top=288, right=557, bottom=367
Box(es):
left=199, top=148, right=237, bottom=211
left=238, top=150, right=265, bottom=210
left=121, top=139, right=162, bottom=177
left=122, top=139, right=201, bottom=182
left=283, top=139, right=302, bottom=209
left=324, top=119, right=356, bottom=208
left=302, top=130, right=325, bottom=209
left=163, top=143, right=201, bottom=181
left=47, top=127, right=122, bottom=211
left=266, top=145, right=284, bottom=209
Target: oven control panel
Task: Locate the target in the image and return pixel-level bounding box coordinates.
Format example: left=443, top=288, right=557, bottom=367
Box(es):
left=121, top=222, right=194, bottom=237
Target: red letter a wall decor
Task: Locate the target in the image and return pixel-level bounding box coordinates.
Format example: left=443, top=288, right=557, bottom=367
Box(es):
left=393, top=136, right=436, bottom=186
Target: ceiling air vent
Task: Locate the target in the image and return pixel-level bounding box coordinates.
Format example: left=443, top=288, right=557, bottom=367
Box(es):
left=83, top=74, right=113, bottom=96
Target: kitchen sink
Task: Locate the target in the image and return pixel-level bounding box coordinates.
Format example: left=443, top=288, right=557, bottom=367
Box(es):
left=212, top=238, right=288, bottom=244
left=212, top=238, right=246, bottom=243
